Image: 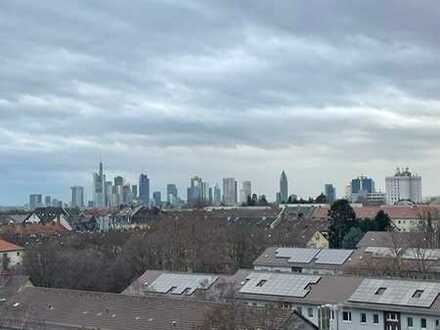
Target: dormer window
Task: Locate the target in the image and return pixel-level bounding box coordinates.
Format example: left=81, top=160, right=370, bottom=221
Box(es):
left=375, top=287, right=387, bottom=295
left=412, top=290, right=424, bottom=298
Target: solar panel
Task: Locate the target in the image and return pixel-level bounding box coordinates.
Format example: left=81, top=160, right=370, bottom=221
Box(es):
left=147, top=273, right=218, bottom=295
left=239, top=272, right=320, bottom=298
left=365, top=247, right=400, bottom=257
left=315, top=249, right=353, bottom=265
left=401, top=248, right=440, bottom=261
left=275, top=248, right=320, bottom=264
left=349, top=279, right=440, bottom=308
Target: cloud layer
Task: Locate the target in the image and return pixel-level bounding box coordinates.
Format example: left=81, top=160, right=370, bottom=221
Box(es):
left=1, top=0, right=440, bottom=204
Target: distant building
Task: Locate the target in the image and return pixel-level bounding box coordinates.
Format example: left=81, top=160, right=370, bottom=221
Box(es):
left=153, top=191, right=161, bottom=207
left=167, top=184, right=178, bottom=205
left=114, top=176, right=124, bottom=186
left=187, top=176, right=203, bottom=205
left=222, top=178, right=237, bottom=206
left=29, top=194, right=42, bottom=209
left=93, top=162, right=106, bottom=208
left=240, top=181, right=252, bottom=204
left=122, top=184, right=133, bottom=205
left=138, top=174, right=150, bottom=205
left=386, top=167, right=422, bottom=205
left=324, top=184, right=336, bottom=204
left=131, top=185, right=138, bottom=199
left=71, top=186, right=84, bottom=208
left=43, top=196, right=51, bottom=207
left=350, top=176, right=375, bottom=202
left=213, top=184, right=222, bottom=205
left=201, top=182, right=210, bottom=203
left=104, top=181, right=113, bottom=207
left=365, top=192, right=386, bottom=206
left=279, top=171, right=288, bottom=203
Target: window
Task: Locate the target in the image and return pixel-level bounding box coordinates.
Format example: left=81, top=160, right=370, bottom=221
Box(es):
left=375, top=287, right=387, bottom=295
left=407, top=317, right=413, bottom=328
left=436, top=319, right=440, bottom=327
left=343, top=312, right=352, bottom=322
left=412, top=290, right=424, bottom=298
left=361, top=313, right=367, bottom=323
left=307, top=308, right=313, bottom=318
left=387, top=313, right=398, bottom=321
left=331, top=310, right=335, bottom=320
left=373, top=314, right=379, bottom=324
left=256, top=280, right=267, bottom=287
left=421, top=318, right=427, bottom=329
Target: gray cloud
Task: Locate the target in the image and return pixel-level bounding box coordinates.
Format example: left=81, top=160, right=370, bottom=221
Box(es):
left=1, top=0, right=440, bottom=205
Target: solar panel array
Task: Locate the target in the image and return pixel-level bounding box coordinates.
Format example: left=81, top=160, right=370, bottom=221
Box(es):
left=365, top=247, right=400, bottom=257
left=401, top=248, right=440, bottom=261
left=147, top=273, right=218, bottom=295
left=274, top=248, right=353, bottom=265
left=275, top=248, right=320, bottom=263
left=239, top=272, right=321, bottom=298
left=349, top=279, right=440, bottom=308
left=315, top=249, right=353, bottom=265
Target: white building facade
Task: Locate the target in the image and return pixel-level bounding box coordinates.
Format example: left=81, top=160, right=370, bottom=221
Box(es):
left=386, top=168, right=422, bottom=205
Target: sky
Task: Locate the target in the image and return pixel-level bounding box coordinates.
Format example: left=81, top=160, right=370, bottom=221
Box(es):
left=1, top=1, right=440, bottom=205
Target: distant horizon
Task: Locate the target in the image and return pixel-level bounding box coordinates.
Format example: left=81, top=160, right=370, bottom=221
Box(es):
left=2, top=1, right=440, bottom=205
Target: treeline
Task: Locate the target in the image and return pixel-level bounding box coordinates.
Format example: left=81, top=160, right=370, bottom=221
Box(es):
left=328, top=199, right=391, bottom=249
left=8, top=216, right=301, bottom=293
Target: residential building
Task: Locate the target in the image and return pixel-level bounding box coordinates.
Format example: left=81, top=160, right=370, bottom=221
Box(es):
left=70, top=186, right=84, bottom=208
left=240, top=180, right=252, bottom=204
left=324, top=184, right=336, bottom=204
left=138, top=173, right=150, bottom=205
left=92, top=161, right=106, bottom=208
left=153, top=191, right=161, bottom=207
left=0, top=239, right=24, bottom=270
left=24, top=207, right=73, bottom=231
left=29, top=194, right=42, bottom=209
left=223, top=177, right=238, bottom=206
left=386, top=167, right=422, bottom=205
left=0, top=286, right=312, bottom=330
left=279, top=170, right=289, bottom=203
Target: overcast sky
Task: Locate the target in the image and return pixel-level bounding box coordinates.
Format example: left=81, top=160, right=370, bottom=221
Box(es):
left=1, top=1, right=440, bottom=205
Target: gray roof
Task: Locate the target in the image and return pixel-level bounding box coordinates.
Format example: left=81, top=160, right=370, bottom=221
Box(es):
left=253, top=247, right=353, bottom=270
left=0, top=275, right=31, bottom=301
left=356, top=231, right=431, bottom=249
left=0, top=287, right=306, bottom=330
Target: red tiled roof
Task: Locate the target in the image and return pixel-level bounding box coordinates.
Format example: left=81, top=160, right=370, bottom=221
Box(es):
left=0, top=239, right=24, bottom=252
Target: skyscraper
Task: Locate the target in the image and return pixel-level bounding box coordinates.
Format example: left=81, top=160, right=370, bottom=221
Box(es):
left=44, top=196, right=51, bottom=207
left=386, top=167, right=422, bottom=205
left=350, top=176, right=375, bottom=202
left=324, top=184, right=336, bottom=204
left=213, top=184, right=221, bottom=205
left=93, top=162, right=106, bottom=208
left=71, top=186, right=85, bottom=208
left=153, top=191, right=161, bottom=207
left=131, top=185, right=138, bottom=199
left=240, top=181, right=252, bottom=204
left=167, top=184, right=178, bottom=204
left=223, top=178, right=238, bottom=206
left=187, top=176, right=203, bottom=205
left=29, top=194, right=42, bottom=209
left=279, top=171, right=288, bottom=203
left=122, top=184, right=133, bottom=205
left=139, top=173, right=150, bottom=205
left=105, top=181, right=113, bottom=207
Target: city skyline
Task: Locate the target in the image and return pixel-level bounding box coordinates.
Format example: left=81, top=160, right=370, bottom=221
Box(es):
left=2, top=1, right=440, bottom=205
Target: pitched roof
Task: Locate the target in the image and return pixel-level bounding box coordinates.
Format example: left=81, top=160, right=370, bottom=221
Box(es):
left=357, top=231, right=430, bottom=249
left=0, top=239, right=23, bottom=252
left=0, top=287, right=301, bottom=330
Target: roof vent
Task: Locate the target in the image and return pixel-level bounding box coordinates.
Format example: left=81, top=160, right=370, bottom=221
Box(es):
left=148, top=318, right=153, bottom=322
left=13, top=302, right=20, bottom=307
left=112, top=314, right=116, bottom=318
left=171, top=320, right=177, bottom=326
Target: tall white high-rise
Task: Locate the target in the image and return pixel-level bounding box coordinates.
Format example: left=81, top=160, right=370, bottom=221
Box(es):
left=223, top=178, right=238, bottom=206
left=386, top=167, right=422, bottom=205
left=240, top=181, right=252, bottom=204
